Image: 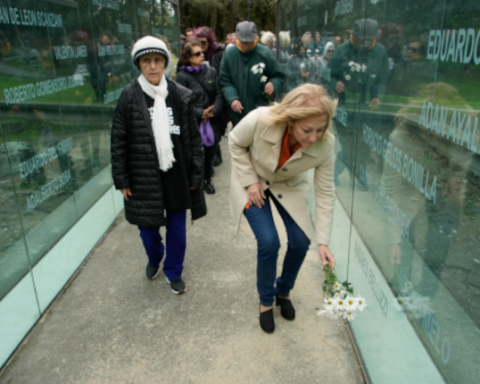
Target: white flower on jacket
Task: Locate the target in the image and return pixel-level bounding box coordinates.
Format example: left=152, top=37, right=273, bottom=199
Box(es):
left=261, top=76, right=268, bottom=83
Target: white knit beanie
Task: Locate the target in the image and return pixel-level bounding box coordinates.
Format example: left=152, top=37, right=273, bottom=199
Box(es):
left=131, top=36, right=172, bottom=68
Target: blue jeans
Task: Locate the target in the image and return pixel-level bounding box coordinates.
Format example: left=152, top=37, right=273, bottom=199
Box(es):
left=138, top=210, right=187, bottom=281
left=244, top=191, right=310, bottom=306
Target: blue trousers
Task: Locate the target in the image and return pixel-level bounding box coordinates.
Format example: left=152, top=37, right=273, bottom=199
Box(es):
left=138, top=210, right=186, bottom=281
left=244, top=191, right=311, bottom=306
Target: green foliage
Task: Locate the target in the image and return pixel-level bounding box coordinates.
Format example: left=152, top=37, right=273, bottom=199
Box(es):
left=322, top=264, right=354, bottom=300
left=179, top=0, right=276, bottom=42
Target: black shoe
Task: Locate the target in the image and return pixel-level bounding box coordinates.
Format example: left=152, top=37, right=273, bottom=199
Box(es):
left=276, top=293, right=295, bottom=320
left=166, top=277, right=187, bottom=294
left=259, top=305, right=275, bottom=333
left=204, top=180, right=215, bottom=194
left=145, top=264, right=160, bottom=280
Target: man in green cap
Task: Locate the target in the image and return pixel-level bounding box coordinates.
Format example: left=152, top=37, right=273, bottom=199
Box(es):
left=220, top=21, right=285, bottom=126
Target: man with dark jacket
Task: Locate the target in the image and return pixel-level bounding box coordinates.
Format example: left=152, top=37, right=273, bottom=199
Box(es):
left=111, top=36, right=206, bottom=295
left=220, top=21, right=285, bottom=127
left=328, top=19, right=389, bottom=107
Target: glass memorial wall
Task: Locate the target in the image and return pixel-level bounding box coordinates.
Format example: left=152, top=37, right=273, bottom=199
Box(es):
left=278, top=0, right=480, bottom=383
left=0, top=0, right=180, bottom=369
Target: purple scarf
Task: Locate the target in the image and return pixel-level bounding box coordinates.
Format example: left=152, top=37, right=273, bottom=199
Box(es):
left=180, top=64, right=205, bottom=73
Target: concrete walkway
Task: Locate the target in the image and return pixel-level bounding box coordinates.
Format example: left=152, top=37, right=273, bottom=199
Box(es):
left=0, top=139, right=365, bottom=384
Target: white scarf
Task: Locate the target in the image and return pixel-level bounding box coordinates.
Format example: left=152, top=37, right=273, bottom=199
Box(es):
left=138, top=74, right=175, bottom=172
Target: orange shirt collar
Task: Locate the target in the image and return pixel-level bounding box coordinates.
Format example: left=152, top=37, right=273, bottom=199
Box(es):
left=277, top=128, right=301, bottom=170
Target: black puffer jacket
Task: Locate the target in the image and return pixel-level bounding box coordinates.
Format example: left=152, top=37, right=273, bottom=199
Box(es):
left=111, top=78, right=206, bottom=227
left=176, top=66, right=224, bottom=142
left=209, top=45, right=224, bottom=75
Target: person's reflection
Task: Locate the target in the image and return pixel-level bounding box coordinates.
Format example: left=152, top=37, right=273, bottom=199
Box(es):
left=314, top=31, right=323, bottom=54
left=301, top=31, right=314, bottom=51
left=328, top=19, right=389, bottom=107
left=99, top=31, right=120, bottom=85
left=0, top=31, right=11, bottom=60
left=122, top=38, right=140, bottom=80
left=388, top=37, right=433, bottom=97
left=380, top=83, right=474, bottom=297
left=378, top=24, right=403, bottom=84
left=278, top=31, right=291, bottom=64
left=342, top=30, right=352, bottom=44
left=310, top=42, right=334, bottom=89
left=70, top=31, right=106, bottom=102
left=40, top=49, right=57, bottom=76
left=285, top=42, right=310, bottom=92
left=23, top=38, right=41, bottom=68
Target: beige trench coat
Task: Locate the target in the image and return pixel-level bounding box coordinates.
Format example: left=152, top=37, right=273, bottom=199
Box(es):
left=229, top=107, right=336, bottom=245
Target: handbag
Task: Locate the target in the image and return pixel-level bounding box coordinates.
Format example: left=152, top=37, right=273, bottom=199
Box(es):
left=199, top=119, right=215, bottom=147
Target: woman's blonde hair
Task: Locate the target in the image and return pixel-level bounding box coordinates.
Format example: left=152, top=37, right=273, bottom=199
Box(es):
left=269, top=84, right=337, bottom=140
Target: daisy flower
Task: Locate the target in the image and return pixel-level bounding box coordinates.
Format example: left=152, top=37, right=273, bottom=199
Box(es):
left=335, top=299, right=346, bottom=311
left=404, top=281, right=413, bottom=292
left=403, top=296, right=415, bottom=311
left=261, top=76, right=268, bottom=83
left=345, top=74, right=351, bottom=81
left=361, top=64, right=367, bottom=72
left=345, top=296, right=358, bottom=311
left=259, top=62, right=265, bottom=68
left=343, top=310, right=356, bottom=321
left=329, top=309, right=342, bottom=320
left=323, top=298, right=335, bottom=311
left=339, top=290, right=349, bottom=298
left=333, top=282, right=343, bottom=291
left=355, top=296, right=366, bottom=311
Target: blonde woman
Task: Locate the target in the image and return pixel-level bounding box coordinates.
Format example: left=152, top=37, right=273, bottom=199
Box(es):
left=229, top=84, right=337, bottom=333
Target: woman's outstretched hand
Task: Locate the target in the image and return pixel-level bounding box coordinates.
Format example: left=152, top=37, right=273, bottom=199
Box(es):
left=247, top=182, right=266, bottom=209
left=319, top=244, right=335, bottom=268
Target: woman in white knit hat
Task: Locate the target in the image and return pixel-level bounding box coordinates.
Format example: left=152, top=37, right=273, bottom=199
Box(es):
left=111, top=36, right=206, bottom=295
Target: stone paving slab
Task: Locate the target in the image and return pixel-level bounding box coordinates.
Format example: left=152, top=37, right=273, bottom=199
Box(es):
left=0, top=139, right=365, bottom=384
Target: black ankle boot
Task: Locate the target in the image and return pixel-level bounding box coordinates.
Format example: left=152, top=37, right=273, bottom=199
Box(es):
left=276, top=293, right=295, bottom=320
left=204, top=180, right=215, bottom=194
left=259, top=305, right=275, bottom=333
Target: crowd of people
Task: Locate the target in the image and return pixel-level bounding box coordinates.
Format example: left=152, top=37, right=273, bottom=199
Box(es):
left=111, top=17, right=428, bottom=334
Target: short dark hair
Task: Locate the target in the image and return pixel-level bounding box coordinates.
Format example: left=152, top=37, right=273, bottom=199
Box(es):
left=185, top=28, right=193, bottom=34
left=181, top=41, right=202, bottom=65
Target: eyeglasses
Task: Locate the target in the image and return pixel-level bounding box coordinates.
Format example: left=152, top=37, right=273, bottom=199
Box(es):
left=198, top=40, right=208, bottom=46
left=327, top=50, right=334, bottom=53
left=191, top=51, right=203, bottom=57
left=407, top=46, right=419, bottom=53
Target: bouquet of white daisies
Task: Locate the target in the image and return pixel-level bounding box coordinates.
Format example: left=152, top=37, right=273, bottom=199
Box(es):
left=317, top=264, right=366, bottom=321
